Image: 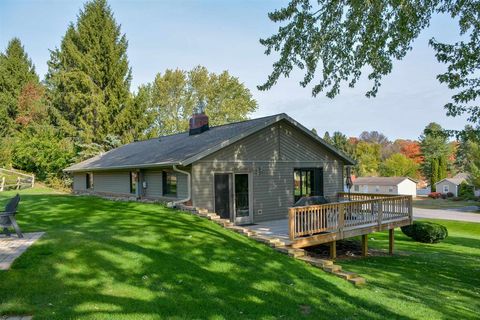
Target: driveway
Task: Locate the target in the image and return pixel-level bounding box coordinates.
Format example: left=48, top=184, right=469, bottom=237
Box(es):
left=413, top=208, right=480, bottom=223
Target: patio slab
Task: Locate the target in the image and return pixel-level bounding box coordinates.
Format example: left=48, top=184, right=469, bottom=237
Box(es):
left=0, top=232, right=44, bottom=270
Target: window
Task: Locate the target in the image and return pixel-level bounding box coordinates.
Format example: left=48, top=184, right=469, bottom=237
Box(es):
left=388, top=186, right=394, bottom=193
left=293, top=168, right=323, bottom=202
left=375, top=185, right=380, bottom=192
left=354, top=185, right=360, bottom=192
left=130, top=172, right=138, bottom=194
left=86, top=173, right=94, bottom=190
left=364, top=185, right=368, bottom=193
left=443, top=185, right=449, bottom=193
left=163, top=171, right=177, bottom=196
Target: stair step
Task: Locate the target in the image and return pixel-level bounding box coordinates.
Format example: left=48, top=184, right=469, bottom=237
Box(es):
left=296, top=256, right=333, bottom=267
left=348, top=277, right=366, bottom=286
left=196, top=208, right=208, bottom=214
left=333, top=271, right=357, bottom=280
left=323, top=264, right=342, bottom=273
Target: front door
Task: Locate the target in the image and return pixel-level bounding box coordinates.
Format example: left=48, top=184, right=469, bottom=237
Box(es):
left=214, top=174, right=231, bottom=219
left=233, top=173, right=252, bottom=224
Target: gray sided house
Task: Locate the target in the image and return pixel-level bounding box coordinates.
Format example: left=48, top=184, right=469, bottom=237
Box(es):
left=65, top=113, right=354, bottom=224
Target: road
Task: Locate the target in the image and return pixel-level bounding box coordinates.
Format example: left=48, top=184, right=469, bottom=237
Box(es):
left=413, top=207, right=480, bottom=223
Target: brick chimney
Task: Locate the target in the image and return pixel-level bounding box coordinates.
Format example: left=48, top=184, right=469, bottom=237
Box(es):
left=189, top=100, right=209, bottom=135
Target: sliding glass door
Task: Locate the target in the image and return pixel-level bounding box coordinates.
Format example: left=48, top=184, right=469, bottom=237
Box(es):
left=294, top=168, right=323, bottom=202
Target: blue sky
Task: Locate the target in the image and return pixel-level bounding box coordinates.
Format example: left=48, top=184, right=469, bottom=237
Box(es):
left=0, top=0, right=468, bottom=140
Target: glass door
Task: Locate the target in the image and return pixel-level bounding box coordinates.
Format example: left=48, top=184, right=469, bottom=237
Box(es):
left=234, top=173, right=252, bottom=224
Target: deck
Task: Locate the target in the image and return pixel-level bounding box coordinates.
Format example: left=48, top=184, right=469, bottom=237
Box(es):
left=251, top=192, right=413, bottom=249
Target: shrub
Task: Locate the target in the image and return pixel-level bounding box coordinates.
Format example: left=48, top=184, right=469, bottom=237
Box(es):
left=441, top=193, right=447, bottom=199
left=446, top=192, right=454, bottom=198
left=401, top=221, right=448, bottom=243
left=458, top=182, right=475, bottom=199
left=428, top=192, right=442, bottom=199
left=451, top=196, right=462, bottom=201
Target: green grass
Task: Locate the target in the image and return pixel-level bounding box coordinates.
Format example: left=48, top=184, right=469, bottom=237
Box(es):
left=413, top=197, right=480, bottom=210
left=0, top=189, right=479, bottom=319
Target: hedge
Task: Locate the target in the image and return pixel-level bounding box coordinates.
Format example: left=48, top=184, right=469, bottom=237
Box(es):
left=401, top=221, right=448, bottom=243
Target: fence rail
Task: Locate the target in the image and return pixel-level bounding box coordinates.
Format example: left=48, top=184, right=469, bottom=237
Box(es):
left=288, top=193, right=413, bottom=240
left=0, top=168, right=35, bottom=192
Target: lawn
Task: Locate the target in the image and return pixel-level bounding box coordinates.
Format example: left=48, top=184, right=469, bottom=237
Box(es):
left=0, top=189, right=479, bottom=319
left=413, top=197, right=480, bottom=211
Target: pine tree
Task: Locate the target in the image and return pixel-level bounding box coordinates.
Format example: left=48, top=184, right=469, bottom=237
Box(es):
left=46, top=0, right=132, bottom=144
left=0, top=38, right=39, bottom=136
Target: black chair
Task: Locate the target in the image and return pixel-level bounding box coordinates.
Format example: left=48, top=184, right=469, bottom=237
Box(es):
left=0, top=194, right=23, bottom=238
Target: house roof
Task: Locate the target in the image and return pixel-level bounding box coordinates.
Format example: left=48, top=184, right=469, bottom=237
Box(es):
left=353, top=176, right=418, bottom=186
left=64, top=113, right=355, bottom=172
left=435, top=173, right=470, bottom=186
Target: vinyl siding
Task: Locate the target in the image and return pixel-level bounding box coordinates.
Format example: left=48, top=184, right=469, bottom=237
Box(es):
left=93, top=171, right=131, bottom=195
left=73, top=173, right=87, bottom=191
left=436, top=181, right=458, bottom=196
left=191, top=121, right=346, bottom=222
left=144, top=171, right=163, bottom=198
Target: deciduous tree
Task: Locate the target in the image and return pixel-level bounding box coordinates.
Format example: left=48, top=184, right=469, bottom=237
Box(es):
left=259, top=1, right=480, bottom=125
left=380, top=153, right=419, bottom=178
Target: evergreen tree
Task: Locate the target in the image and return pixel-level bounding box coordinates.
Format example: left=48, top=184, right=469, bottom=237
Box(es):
left=0, top=38, right=39, bottom=136
left=323, top=131, right=332, bottom=144
left=46, top=0, right=132, bottom=144
left=420, top=123, right=449, bottom=190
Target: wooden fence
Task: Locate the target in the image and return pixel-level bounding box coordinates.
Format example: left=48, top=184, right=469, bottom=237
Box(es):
left=0, top=168, right=35, bottom=192
left=288, top=193, right=412, bottom=240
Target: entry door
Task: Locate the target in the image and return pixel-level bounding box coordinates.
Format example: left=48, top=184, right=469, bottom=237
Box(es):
left=233, top=173, right=252, bottom=224
left=214, top=174, right=231, bottom=219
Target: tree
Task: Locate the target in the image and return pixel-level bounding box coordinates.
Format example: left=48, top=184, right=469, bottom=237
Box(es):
left=380, top=153, right=419, bottom=178
left=149, top=66, right=257, bottom=136
left=46, top=0, right=132, bottom=144
left=259, top=1, right=480, bottom=125
left=455, top=125, right=480, bottom=172
left=420, top=123, right=450, bottom=190
left=0, top=38, right=39, bottom=136
left=322, top=131, right=332, bottom=143
left=465, top=140, right=480, bottom=188
left=396, top=139, right=423, bottom=164
left=359, top=131, right=389, bottom=146
left=355, top=141, right=381, bottom=176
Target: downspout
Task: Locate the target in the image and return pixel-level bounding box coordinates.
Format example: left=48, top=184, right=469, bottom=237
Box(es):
left=172, top=164, right=191, bottom=207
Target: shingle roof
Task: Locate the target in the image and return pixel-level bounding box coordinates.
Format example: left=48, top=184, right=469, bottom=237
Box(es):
left=65, top=113, right=355, bottom=172
left=437, top=173, right=470, bottom=186
left=353, top=176, right=417, bottom=186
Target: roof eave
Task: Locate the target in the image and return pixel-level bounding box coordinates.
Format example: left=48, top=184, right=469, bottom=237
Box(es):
left=64, top=161, right=181, bottom=173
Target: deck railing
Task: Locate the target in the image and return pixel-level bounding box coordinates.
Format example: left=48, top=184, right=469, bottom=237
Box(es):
left=288, top=193, right=413, bottom=240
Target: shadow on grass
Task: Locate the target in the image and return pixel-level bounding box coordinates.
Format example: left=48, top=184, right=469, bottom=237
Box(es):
left=0, top=192, right=477, bottom=319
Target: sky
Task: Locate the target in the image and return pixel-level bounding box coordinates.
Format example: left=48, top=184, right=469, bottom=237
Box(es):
left=0, top=0, right=469, bottom=140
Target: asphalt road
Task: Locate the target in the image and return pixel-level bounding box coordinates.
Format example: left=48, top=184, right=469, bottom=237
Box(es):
left=413, top=207, right=480, bottom=223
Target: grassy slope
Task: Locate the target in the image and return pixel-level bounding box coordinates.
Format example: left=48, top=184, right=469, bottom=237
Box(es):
left=0, top=189, right=478, bottom=320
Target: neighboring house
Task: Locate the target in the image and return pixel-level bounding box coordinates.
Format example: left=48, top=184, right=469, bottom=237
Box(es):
left=351, top=177, right=417, bottom=197
left=435, top=173, right=479, bottom=197
left=65, top=113, right=355, bottom=225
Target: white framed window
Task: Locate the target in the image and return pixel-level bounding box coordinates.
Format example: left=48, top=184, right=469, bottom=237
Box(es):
left=354, top=185, right=359, bottom=192
left=364, top=185, right=368, bottom=193
left=388, top=186, right=394, bottom=193
left=375, top=185, right=380, bottom=192
left=443, top=185, right=449, bottom=193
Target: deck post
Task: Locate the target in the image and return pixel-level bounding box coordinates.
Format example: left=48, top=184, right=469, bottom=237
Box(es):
left=361, top=234, right=368, bottom=257
left=288, top=208, right=295, bottom=241
left=408, top=195, right=413, bottom=224
left=330, top=241, right=337, bottom=259
left=389, top=228, right=395, bottom=255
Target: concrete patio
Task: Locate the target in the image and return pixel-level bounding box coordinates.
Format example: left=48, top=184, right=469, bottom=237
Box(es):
left=0, top=232, right=44, bottom=270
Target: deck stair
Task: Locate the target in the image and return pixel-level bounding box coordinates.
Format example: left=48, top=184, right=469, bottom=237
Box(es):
left=176, top=204, right=366, bottom=286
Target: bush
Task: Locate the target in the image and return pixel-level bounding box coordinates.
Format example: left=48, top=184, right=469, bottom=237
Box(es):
left=428, top=192, right=442, bottom=199
left=441, top=193, right=447, bottom=199
left=401, top=221, right=448, bottom=243
left=446, top=192, right=454, bottom=198
left=458, top=182, right=475, bottom=199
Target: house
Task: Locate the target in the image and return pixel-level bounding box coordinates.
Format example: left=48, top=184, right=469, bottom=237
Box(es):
left=66, top=112, right=413, bottom=251
left=435, top=173, right=479, bottom=197
left=352, top=176, right=417, bottom=197
left=65, top=112, right=355, bottom=224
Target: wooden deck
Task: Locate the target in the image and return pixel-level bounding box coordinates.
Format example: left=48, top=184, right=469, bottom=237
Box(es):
left=252, top=192, right=413, bottom=249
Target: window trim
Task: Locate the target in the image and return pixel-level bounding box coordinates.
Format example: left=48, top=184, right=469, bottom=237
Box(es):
left=293, top=167, right=323, bottom=202
left=162, top=171, right=178, bottom=197
left=443, top=185, right=449, bottom=193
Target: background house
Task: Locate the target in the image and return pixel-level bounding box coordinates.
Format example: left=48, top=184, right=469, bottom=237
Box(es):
left=65, top=113, right=355, bottom=225
left=435, top=173, right=479, bottom=197
left=352, top=177, right=417, bottom=196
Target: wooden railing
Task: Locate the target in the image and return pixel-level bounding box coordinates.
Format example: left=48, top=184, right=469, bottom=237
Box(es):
left=337, top=192, right=398, bottom=201
left=288, top=194, right=413, bottom=240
